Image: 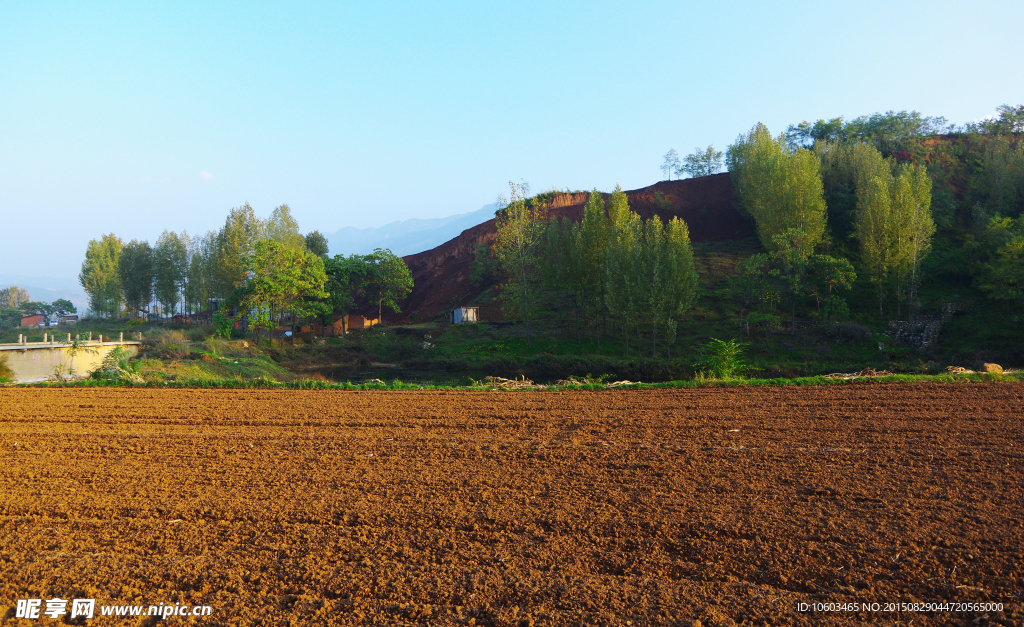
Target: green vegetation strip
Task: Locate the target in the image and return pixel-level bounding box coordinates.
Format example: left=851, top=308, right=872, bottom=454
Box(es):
left=9, top=372, right=1022, bottom=391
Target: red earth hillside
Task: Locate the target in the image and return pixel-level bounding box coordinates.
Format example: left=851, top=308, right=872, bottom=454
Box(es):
left=384, top=173, right=753, bottom=323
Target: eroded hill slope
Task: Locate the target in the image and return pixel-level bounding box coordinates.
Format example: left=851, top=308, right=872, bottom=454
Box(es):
left=388, top=173, right=751, bottom=322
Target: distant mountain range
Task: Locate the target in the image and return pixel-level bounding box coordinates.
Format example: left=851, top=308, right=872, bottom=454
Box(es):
left=326, top=203, right=499, bottom=257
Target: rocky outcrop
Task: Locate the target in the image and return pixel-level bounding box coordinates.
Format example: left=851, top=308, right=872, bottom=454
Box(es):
left=888, top=303, right=964, bottom=348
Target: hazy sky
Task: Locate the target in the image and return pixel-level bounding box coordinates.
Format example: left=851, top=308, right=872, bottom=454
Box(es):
left=2, top=0, right=1022, bottom=280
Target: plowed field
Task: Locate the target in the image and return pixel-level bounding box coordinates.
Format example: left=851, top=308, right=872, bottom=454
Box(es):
left=1, top=383, right=1022, bottom=626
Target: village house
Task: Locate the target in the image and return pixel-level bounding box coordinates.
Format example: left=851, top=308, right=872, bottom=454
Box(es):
left=20, top=313, right=46, bottom=327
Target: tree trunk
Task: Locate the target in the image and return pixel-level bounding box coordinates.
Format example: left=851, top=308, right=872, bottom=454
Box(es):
left=522, top=264, right=531, bottom=345
left=791, top=296, right=797, bottom=336
left=622, top=319, right=628, bottom=357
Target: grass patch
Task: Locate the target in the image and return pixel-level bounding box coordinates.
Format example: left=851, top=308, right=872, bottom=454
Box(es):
left=20, top=370, right=1024, bottom=391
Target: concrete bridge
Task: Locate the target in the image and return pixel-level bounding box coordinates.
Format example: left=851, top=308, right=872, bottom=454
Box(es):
left=0, top=332, right=141, bottom=383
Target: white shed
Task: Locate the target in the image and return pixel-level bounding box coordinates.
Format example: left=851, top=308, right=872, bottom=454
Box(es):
left=451, top=307, right=479, bottom=324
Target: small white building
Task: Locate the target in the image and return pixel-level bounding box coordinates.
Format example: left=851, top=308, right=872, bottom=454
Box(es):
left=451, top=307, right=479, bottom=324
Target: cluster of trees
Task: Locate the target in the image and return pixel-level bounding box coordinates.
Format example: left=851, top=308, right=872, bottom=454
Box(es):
left=0, top=287, right=77, bottom=330
left=785, top=110, right=952, bottom=151
left=727, top=120, right=939, bottom=334
left=661, top=146, right=725, bottom=181
left=77, top=204, right=413, bottom=343
left=726, top=123, right=858, bottom=336
left=725, top=103, right=1024, bottom=338
left=79, top=204, right=330, bottom=319
left=486, top=182, right=698, bottom=356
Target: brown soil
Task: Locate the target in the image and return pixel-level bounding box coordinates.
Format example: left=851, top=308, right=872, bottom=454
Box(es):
left=385, top=174, right=753, bottom=323
left=1, top=383, right=1021, bottom=626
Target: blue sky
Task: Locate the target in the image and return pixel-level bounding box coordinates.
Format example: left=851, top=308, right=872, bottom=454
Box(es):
left=2, top=0, right=1022, bottom=280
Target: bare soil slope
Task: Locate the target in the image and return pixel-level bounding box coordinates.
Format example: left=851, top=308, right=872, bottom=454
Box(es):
left=387, top=173, right=752, bottom=322
left=1, top=383, right=1021, bottom=625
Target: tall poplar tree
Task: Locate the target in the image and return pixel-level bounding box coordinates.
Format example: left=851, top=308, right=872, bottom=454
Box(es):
left=728, top=123, right=827, bottom=254
left=579, top=190, right=610, bottom=335
left=494, top=181, right=545, bottom=344
left=80, top=234, right=124, bottom=318
left=154, top=230, right=188, bottom=317
left=891, top=163, right=934, bottom=314
left=856, top=175, right=893, bottom=317
left=212, top=204, right=266, bottom=298
left=118, top=240, right=154, bottom=318
left=267, top=204, right=307, bottom=250
left=605, top=203, right=642, bottom=354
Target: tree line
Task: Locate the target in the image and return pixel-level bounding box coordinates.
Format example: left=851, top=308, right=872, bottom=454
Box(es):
left=488, top=104, right=1023, bottom=352
left=787, top=106, right=1024, bottom=312
left=77, top=203, right=413, bottom=344
left=728, top=105, right=1024, bottom=339
left=485, top=182, right=699, bottom=357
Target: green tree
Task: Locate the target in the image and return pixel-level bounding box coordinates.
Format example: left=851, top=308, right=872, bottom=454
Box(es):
left=728, top=123, right=827, bottom=254
left=80, top=234, right=123, bottom=318
left=50, top=299, right=77, bottom=320
left=891, top=163, right=934, bottom=313
left=815, top=140, right=889, bottom=241
left=211, top=204, right=266, bottom=298
left=304, top=230, right=330, bottom=257
left=981, top=138, right=1024, bottom=218
left=767, top=228, right=817, bottom=336
left=267, top=204, right=307, bottom=250
left=639, top=216, right=698, bottom=356
left=494, top=181, right=546, bottom=344
left=661, top=149, right=680, bottom=181
left=605, top=201, right=643, bottom=354
left=19, top=301, right=53, bottom=323
left=976, top=216, right=1024, bottom=302
left=806, top=255, right=856, bottom=319
left=856, top=174, right=895, bottom=317
left=316, top=254, right=370, bottom=333
left=787, top=110, right=948, bottom=150
left=696, top=338, right=746, bottom=379
left=734, top=253, right=782, bottom=341
left=678, top=145, right=724, bottom=178
left=579, top=190, right=611, bottom=336
left=363, top=248, right=414, bottom=325
left=538, top=216, right=585, bottom=341
left=58, top=335, right=97, bottom=380
left=468, top=242, right=498, bottom=287
left=154, top=230, right=188, bottom=317
left=0, top=286, right=30, bottom=309
left=971, top=104, right=1024, bottom=135
left=118, top=240, right=154, bottom=318
left=184, top=232, right=213, bottom=314
left=239, top=239, right=328, bottom=347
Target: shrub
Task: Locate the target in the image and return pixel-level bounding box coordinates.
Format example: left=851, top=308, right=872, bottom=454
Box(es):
left=183, top=325, right=213, bottom=342
left=91, top=346, right=144, bottom=384
left=151, top=330, right=190, bottom=359
left=824, top=322, right=871, bottom=342
left=696, top=338, right=746, bottom=379
left=212, top=311, right=234, bottom=340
